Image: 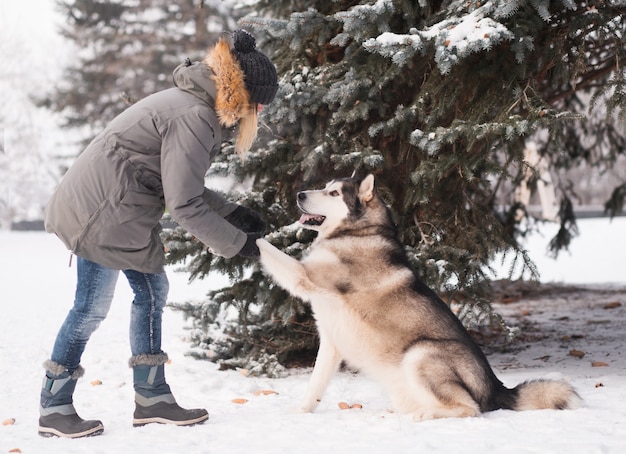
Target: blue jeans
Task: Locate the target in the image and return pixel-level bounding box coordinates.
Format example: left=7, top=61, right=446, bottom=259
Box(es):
left=50, top=257, right=169, bottom=372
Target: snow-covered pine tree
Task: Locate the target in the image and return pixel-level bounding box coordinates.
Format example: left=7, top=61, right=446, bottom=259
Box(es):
left=166, top=0, right=626, bottom=375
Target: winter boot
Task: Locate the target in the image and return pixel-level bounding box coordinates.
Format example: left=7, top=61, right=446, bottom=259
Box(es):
left=38, top=360, right=104, bottom=438
left=130, top=353, right=208, bottom=427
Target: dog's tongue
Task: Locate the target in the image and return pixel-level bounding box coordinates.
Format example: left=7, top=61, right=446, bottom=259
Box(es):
left=299, top=213, right=314, bottom=224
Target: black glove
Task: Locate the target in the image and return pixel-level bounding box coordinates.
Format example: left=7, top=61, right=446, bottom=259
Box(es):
left=238, top=232, right=262, bottom=258
left=224, top=206, right=266, bottom=233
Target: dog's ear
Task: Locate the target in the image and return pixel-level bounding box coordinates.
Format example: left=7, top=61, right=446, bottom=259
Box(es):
left=359, top=174, right=375, bottom=202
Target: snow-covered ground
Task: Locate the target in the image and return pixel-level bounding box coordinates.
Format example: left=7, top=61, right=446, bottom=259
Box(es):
left=1, top=219, right=626, bottom=453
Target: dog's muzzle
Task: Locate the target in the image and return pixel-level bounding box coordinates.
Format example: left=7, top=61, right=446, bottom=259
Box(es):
left=297, top=192, right=326, bottom=226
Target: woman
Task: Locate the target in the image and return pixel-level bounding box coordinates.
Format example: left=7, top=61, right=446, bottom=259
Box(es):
left=39, top=29, right=278, bottom=438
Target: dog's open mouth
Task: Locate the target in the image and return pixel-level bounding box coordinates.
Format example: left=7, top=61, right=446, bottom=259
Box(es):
left=299, top=213, right=326, bottom=226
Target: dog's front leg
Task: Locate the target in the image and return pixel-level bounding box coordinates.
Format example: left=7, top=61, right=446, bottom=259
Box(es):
left=256, top=238, right=315, bottom=297
left=299, top=335, right=342, bottom=412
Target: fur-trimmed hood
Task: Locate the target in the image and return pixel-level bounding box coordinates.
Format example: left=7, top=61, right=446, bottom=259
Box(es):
left=173, top=36, right=258, bottom=156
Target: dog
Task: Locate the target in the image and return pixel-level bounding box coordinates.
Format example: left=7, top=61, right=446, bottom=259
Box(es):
left=256, top=174, right=582, bottom=420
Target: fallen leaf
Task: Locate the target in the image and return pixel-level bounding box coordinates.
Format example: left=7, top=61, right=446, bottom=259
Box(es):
left=2, top=418, right=16, bottom=426
left=90, top=379, right=102, bottom=386
left=603, top=302, right=622, bottom=309
left=231, top=398, right=248, bottom=405
left=338, top=402, right=362, bottom=410
left=569, top=349, right=585, bottom=359
left=592, top=361, right=609, bottom=367
left=253, top=389, right=278, bottom=396
left=8, top=449, right=21, bottom=453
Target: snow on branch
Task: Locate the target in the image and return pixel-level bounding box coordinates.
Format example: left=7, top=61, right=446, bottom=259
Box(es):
left=365, top=3, right=515, bottom=73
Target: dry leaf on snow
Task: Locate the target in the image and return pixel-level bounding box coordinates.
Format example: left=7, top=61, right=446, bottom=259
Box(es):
left=253, top=389, right=278, bottom=396
left=338, top=402, right=362, bottom=410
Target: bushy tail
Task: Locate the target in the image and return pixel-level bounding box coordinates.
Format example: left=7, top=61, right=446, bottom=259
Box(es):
left=508, top=379, right=583, bottom=411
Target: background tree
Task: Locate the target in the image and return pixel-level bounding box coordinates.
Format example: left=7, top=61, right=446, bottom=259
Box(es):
left=43, top=0, right=240, bottom=135
left=164, top=0, right=626, bottom=376
left=0, top=2, right=73, bottom=228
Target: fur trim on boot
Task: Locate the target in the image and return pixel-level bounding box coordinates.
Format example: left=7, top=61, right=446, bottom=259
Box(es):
left=203, top=36, right=258, bottom=158
left=43, top=360, right=85, bottom=380
left=128, top=352, right=169, bottom=368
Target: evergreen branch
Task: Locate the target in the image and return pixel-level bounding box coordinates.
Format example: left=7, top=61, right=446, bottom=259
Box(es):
left=545, top=56, right=618, bottom=105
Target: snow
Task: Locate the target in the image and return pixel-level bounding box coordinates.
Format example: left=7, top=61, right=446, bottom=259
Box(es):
left=492, top=217, right=626, bottom=284
left=1, top=219, right=626, bottom=453
left=364, top=2, right=515, bottom=72
left=2, top=2, right=624, bottom=449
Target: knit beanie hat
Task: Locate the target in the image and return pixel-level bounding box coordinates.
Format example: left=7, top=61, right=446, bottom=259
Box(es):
left=231, top=29, right=278, bottom=105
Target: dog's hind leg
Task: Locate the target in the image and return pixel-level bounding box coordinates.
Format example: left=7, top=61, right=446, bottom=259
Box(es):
left=412, top=385, right=481, bottom=421
left=299, top=335, right=342, bottom=413
left=402, top=347, right=481, bottom=421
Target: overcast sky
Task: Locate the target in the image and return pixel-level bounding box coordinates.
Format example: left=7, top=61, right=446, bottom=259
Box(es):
left=1, top=0, right=70, bottom=72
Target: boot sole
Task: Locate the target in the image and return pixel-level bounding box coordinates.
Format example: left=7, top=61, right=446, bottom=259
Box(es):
left=133, top=413, right=209, bottom=427
left=38, top=424, right=104, bottom=438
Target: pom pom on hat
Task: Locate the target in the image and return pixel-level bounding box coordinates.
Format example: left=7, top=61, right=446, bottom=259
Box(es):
left=233, top=29, right=256, bottom=53
left=232, top=29, right=278, bottom=105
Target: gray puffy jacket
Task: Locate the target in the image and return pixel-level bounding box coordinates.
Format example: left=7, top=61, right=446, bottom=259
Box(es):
left=45, top=41, right=257, bottom=273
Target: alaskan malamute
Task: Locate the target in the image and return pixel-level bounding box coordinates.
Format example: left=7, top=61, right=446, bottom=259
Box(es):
left=256, top=174, right=581, bottom=420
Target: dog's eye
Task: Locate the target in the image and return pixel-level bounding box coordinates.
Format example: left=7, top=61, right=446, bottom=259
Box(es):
left=329, top=190, right=340, bottom=197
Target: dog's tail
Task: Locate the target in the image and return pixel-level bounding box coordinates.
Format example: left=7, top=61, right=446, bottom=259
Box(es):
left=498, top=379, right=583, bottom=411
